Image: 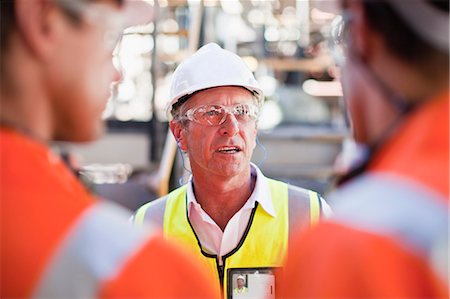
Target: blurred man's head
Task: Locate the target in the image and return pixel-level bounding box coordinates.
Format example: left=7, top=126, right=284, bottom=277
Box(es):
left=0, top=0, right=151, bottom=142
left=335, top=0, right=448, bottom=144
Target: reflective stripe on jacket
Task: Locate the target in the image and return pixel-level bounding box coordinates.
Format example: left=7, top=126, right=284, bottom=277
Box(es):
left=278, top=91, right=449, bottom=298
left=134, top=177, right=321, bottom=298
left=33, top=202, right=151, bottom=297
left=1, top=128, right=219, bottom=299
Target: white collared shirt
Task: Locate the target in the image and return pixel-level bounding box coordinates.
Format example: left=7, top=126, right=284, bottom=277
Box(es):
left=186, top=164, right=331, bottom=263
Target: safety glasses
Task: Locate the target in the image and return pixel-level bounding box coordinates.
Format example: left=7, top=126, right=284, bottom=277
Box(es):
left=179, top=103, right=259, bottom=126
left=53, top=0, right=126, bottom=51
left=329, top=13, right=352, bottom=66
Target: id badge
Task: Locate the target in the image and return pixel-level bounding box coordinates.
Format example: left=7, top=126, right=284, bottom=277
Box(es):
left=227, top=267, right=280, bottom=299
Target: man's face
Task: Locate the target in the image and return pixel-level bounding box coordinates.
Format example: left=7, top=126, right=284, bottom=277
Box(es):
left=177, top=86, right=258, bottom=179
left=237, top=278, right=245, bottom=288
left=48, top=0, right=122, bottom=141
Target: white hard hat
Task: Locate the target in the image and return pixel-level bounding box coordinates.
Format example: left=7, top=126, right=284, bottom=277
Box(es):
left=168, top=43, right=264, bottom=117
left=237, top=275, right=245, bottom=281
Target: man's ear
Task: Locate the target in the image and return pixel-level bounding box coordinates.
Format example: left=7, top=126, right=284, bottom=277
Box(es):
left=15, top=0, right=62, bottom=61
left=170, top=121, right=188, bottom=151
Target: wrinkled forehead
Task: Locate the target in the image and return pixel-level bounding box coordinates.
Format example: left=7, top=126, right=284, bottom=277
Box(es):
left=182, top=86, right=255, bottom=112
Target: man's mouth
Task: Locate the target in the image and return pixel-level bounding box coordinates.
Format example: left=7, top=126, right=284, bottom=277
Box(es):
left=216, top=146, right=241, bottom=154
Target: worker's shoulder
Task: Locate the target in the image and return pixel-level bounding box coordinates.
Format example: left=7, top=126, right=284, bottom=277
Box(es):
left=285, top=183, right=323, bottom=205
left=132, top=195, right=169, bottom=228
left=287, top=184, right=315, bottom=196
left=54, top=201, right=218, bottom=298
left=137, top=194, right=169, bottom=213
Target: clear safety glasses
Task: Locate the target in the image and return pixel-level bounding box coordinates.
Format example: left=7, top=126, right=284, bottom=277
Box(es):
left=53, top=0, right=126, bottom=52
left=329, top=13, right=352, bottom=66
left=179, top=103, right=260, bottom=126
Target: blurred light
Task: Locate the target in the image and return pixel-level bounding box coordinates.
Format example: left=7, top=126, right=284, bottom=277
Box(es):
left=115, top=104, right=133, bottom=121
left=258, top=75, right=278, bottom=97
left=126, top=35, right=154, bottom=54
left=102, top=98, right=114, bottom=119
left=80, top=163, right=133, bottom=184
left=155, top=73, right=173, bottom=121
left=311, top=0, right=341, bottom=14
left=204, top=0, right=219, bottom=7
left=220, top=0, right=243, bottom=14
left=264, top=26, right=280, bottom=42
left=288, top=28, right=300, bottom=40
left=281, top=6, right=298, bottom=27
left=247, top=9, right=265, bottom=26
left=129, top=99, right=151, bottom=121
left=251, top=0, right=266, bottom=5
left=279, top=42, right=297, bottom=56
left=161, top=35, right=180, bottom=55
left=302, top=79, right=343, bottom=97
left=161, top=18, right=179, bottom=33
left=124, top=23, right=153, bottom=34
left=142, top=0, right=155, bottom=5
left=279, top=28, right=289, bottom=40
left=258, top=101, right=283, bottom=130
left=187, top=0, right=201, bottom=5
left=311, top=8, right=336, bottom=22
left=117, top=79, right=136, bottom=101
left=282, top=6, right=296, bottom=16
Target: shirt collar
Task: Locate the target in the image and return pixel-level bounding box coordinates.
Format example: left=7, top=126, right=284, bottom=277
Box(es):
left=186, top=163, right=276, bottom=218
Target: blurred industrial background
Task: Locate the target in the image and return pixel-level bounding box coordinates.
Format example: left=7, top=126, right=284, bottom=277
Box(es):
left=56, top=0, right=349, bottom=211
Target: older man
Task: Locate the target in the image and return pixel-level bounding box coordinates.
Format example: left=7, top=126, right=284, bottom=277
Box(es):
left=0, top=0, right=218, bottom=298
left=133, top=43, right=331, bottom=298
left=233, top=275, right=247, bottom=295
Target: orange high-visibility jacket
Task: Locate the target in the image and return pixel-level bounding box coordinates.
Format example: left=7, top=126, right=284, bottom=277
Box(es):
left=279, top=91, right=449, bottom=298
left=0, top=128, right=219, bottom=298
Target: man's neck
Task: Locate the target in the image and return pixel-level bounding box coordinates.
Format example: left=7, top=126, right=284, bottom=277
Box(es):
left=1, top=39, right=53, bottom=142
left=191, top=169, right=255, bottom=231
left=0, top=92, right=52, bottom=143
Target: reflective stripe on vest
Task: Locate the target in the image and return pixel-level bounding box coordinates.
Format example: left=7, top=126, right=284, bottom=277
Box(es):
left=330, top=173, right=448, bottom=282
left=134, top=202, right=149, bottom=225
left=308, top=190, right=320, bottom=226
left=33, top=202, right=153, bottom=298
left=160, top=178, right=319, bottom=298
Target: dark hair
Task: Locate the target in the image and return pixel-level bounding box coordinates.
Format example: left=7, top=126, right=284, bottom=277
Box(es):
left=1, top=0, right=15, bottom=56
left=362, top=0, right=449, bottom=69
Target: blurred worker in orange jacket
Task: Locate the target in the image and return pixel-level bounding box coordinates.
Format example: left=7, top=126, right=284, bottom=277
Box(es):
left=279, top=0, right=449, bottom=298
left=0, top=0, right=218, bottom=298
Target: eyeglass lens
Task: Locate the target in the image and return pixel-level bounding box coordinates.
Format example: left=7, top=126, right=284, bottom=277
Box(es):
left=329, top=14, right=350, bottom=66
left=190, top=104, right=258, bottom=126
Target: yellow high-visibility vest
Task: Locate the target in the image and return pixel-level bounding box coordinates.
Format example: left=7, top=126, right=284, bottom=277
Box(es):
left=145, top=178, right=321, bottom=298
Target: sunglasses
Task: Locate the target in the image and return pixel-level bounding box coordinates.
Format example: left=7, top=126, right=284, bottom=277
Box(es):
left=53, top=0, right=126, bottom=51
left=329, top=12, right=352, bottom=66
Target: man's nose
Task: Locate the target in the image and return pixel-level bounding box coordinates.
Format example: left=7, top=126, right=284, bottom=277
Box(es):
left=218, top=113, right=239, bottom=136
